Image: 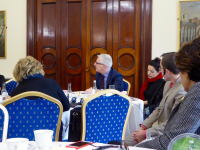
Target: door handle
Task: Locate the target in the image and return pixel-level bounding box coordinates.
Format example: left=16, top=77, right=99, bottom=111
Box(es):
left=85, top=67, right=89, bottom=72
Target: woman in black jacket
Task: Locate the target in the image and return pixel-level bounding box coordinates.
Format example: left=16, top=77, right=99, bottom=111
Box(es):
left=0, top=74, right=5, bottom=93
left=11, top=56, right=70, bottom=141
left=139, top=58, right=165, bottom=119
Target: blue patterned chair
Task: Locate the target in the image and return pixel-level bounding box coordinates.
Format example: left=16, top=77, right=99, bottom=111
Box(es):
left=6, top=79, right=18, bottom=95
left=0, top=104, right=9, bottom=142
left=123, top=79, right=131, bottom=95
left=81, top=89, right=132, bottom=143
left=1, top=91, right=63, bottom=141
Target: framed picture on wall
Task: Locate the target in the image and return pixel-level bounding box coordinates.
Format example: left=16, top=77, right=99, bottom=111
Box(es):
left=179, top=1, right=200, bottom=48
left=0, top=10, right=6, bottom=58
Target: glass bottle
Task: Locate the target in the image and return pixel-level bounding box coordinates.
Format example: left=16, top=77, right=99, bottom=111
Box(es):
left=1, top=82, right=8, bottom=101
left=67, top=83, right=72, bottom=99
left=68, top=83, right=72, bottom=93
left=92, top=80, right=97, bottom=94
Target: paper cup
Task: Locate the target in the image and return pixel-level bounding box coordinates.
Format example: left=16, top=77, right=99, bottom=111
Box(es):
left=6, top=138, right=29, bottom=150
left=34, top=129, right=53, bottom=150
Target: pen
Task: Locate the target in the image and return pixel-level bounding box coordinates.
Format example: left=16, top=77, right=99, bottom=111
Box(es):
left=92, top=145, right=120, bottom=150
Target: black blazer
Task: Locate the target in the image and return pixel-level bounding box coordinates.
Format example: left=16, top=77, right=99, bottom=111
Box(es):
left=144, top=79, right=166, bottom=113
left=0, top=75, right=5, bottom=93
left=95, top=68, right=123, bottom=91
left=11, top=77, right=70, bottom=111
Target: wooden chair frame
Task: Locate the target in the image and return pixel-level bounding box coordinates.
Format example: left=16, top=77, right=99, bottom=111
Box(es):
left=2, top=91, right=63, bottom=141
left=5, top=78, right=16, bottom=84
left=0, top=104, right=9, bottom=142
left=81, top=89, right=132, bottom=141
left=123, top=79, right=131, bottom=95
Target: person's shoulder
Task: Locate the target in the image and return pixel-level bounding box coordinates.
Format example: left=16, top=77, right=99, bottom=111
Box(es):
left=111, top=68, right=122, bottom=76
left=152, top=79, right=165, bottom=87
left=192, top=82, right=200, bottom=89
left=43, top=78, right=57, bottom=84
left=163, top=81, right=171, bottom=90
left=95, top=72, right=101, bottom=78
left=186, top=82, right=200, bottom=99
left=158, top=78, right=165, bottom=84
left=165, top=81, right=171, bottom=86
left=41, top=78, right=62, bottom=89
left=96, top=72, right=100, bottom=76
left=0, top=74, right=5, bottom=79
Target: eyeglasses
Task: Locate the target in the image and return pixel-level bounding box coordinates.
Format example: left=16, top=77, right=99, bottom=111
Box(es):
left=95, top=62, right=104, bottom=65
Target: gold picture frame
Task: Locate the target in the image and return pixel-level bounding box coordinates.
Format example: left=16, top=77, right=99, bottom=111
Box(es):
left=0, top=10, right=6, bottom=58
left=179, top=1, right=200, bottom=48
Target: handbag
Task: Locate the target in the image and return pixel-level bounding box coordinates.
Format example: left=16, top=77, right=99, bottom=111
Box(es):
left=68, top=107, right=82, bottom=142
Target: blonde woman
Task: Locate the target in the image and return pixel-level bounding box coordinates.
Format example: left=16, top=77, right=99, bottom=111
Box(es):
left=11, top=56, right=70, bottom=140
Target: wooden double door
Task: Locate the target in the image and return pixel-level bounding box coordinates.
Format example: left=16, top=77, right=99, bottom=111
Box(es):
left=27, top=0, right=152, bottom=97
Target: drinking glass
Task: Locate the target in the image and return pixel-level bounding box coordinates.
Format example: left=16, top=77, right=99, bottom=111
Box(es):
left=109, top=85, right=115, bottom=89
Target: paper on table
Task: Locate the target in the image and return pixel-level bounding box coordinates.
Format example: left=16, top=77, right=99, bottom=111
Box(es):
left=50, top=147, right=76, bottom=150
left=128, top=146, right=156, bottom=150
left=129, top=97, right=142, bottom=101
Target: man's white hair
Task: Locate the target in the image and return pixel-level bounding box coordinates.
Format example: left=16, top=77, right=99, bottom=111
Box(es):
left=97, top=54, right=113, bottom=68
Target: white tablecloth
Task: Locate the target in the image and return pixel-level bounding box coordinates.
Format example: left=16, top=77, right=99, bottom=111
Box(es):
left=62, top=99, right=144, bottom=140
left=125, top=99, right=144, bottom=136
left=0, top=141, right=155, bottom=150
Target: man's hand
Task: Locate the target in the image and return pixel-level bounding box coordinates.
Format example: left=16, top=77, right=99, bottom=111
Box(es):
left=132, top=130, right=139, bottom=144
left=132, top=128, right=146, bottom=143
left=85, top=87, right=93, bottom=94
left=139, top=126, right=146, bottom=131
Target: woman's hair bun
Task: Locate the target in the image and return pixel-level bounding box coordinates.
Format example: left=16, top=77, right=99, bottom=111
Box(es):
left=154, top=57, right=161, bottom=62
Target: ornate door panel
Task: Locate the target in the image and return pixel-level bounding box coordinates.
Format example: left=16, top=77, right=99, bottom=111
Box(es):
left=113, top=0, right=140, bottom=96
left=37, top=0, right=61, bottom=83
left=28, top=0, right=152, bottom=97
left=61, top=0, right=87, bottom=91
left=85, top=0, right=113, bottom=88
left=86, top=0, right=140, bottom=97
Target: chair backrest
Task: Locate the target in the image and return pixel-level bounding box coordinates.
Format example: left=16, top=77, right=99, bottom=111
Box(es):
left=0, top=104, right=9, bottom=142
left=2, top=91, right=63, bottom=141
left=81, top=89, right=132, bottom=143
left=123, top=79, right=131, bottom=95
left=6, top=79, right=18, bottom=95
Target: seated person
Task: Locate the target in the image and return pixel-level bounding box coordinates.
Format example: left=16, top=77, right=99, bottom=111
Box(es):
left=136, top=36, right=200, bottom=149
left=10, top=56, right=70, bottom=141
left=0, top=74, right=5, bottom=93
left=140, top=57, right=165, bottom=119
left=125, top=52, right=186, bottom=146
left=86, top=54, right=123, bottom=93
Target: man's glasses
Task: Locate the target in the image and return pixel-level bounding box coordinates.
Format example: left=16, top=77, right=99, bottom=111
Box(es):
left=95, top=62, right=104, bottom=65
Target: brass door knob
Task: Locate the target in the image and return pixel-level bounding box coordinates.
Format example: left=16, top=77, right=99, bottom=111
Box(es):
left=85, top=67, right=89, bottom=72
